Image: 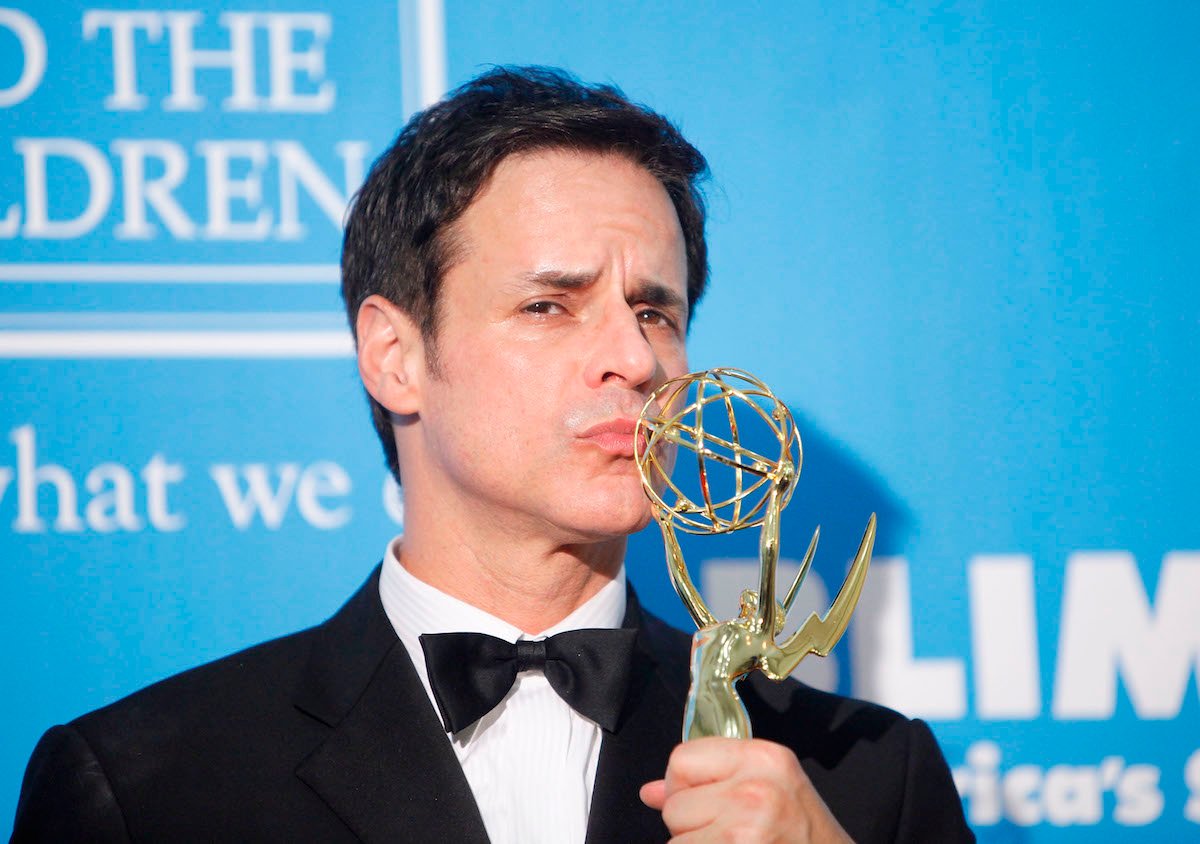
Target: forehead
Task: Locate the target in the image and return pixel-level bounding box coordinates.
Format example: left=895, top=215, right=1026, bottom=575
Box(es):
left=449, top=148, right=687, bottom=277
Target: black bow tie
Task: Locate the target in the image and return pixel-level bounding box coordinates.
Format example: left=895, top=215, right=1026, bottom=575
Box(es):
left=418, top=628, right=637, bottom=734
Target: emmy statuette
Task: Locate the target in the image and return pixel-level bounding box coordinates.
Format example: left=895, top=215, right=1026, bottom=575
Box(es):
left=634, top=368, right=877, bottom=741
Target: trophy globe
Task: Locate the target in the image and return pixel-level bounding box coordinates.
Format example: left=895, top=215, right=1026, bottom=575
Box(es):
left=634, top=368, right=801, bottom=536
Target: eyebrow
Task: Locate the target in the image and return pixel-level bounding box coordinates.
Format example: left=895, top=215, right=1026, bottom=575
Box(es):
left=631, top=280, right=688, bottom=318
left=516, top=270, right=688, bottom=318
left=518, top=269, right=600, bottom=290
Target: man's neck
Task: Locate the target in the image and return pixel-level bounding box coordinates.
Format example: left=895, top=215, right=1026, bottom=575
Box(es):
left=398, top=519, right=626, bottom=634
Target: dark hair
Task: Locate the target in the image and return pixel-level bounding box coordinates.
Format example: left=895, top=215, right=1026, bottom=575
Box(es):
left=341, top=65, right=710, bottom=484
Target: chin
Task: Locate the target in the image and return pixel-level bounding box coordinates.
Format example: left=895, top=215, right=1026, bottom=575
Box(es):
left=539, top=470, right=652, bottom=539
left=626, top=506, right=654, bottom=534
left=597, top=500, right=655, bottom=538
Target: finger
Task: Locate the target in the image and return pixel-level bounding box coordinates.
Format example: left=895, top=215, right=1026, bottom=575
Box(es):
left=639, top=779, right=666, bottom=810
left=665, top=737, right=803, bottom=793
left=659, top=780, right=734, bottom=834
left=663, top=737, right=743, bottom=793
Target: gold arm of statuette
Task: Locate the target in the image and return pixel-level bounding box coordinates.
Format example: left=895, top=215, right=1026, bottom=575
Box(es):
left=660, top=514, right=719, bottom=629
left=782, top=525, right=820, bottom=616
left=766, top=514, right=876, bottom=678
left=756, top=483, right=784, bottom=636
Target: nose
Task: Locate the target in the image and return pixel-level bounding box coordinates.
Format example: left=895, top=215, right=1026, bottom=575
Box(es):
left=585, top=302, right=659, bottom=391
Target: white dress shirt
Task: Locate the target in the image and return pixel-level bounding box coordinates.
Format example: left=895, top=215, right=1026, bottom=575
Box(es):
left=378, top=538, right=627, bottom=844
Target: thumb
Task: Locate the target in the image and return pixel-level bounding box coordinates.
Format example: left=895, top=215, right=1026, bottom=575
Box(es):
left=639, top=779, right=667, bottom=810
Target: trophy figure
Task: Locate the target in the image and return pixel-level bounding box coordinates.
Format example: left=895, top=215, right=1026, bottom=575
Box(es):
left=634, top=368, right=877, bottom=741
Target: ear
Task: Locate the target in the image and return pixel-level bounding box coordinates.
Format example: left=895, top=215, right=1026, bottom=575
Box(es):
left=356, top=294, right=426, bottom=416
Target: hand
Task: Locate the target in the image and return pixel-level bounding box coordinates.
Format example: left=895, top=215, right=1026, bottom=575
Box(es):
left=639, top=737, right=853, bottom=843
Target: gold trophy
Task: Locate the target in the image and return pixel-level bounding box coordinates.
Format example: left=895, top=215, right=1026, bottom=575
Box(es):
left=634, top=368, right=877, bottom=741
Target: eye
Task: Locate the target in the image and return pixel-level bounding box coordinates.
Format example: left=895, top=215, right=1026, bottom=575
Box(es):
left=522, top=300, right=566, bottom=316
left=637, top=308, right=678, bottom=332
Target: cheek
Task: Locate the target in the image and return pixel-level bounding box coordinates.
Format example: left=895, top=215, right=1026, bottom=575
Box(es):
left=648, top=337, right=688, bottom=381
left=665, top=353, right=689, bottom=382
left=438, top=350, right=553, bottom=459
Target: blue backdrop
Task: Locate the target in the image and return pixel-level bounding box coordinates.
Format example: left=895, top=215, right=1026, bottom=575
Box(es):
left=2, top=2, right=1197, bottom=840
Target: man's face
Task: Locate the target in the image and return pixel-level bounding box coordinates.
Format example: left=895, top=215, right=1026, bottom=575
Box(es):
left=411, top=149, right=690, bottom=545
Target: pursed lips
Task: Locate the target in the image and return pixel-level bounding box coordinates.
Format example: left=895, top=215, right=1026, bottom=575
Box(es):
left=577, top=418, right=644, bottom=456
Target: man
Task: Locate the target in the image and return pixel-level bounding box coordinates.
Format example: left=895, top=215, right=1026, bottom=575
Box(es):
left=13, top=67, right=972, bottom=842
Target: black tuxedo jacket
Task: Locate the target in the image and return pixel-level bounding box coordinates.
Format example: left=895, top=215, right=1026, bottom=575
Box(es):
left=13, top=567, right=973, bottom=842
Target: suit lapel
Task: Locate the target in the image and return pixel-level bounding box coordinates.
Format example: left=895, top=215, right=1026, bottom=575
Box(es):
left=585, top=593, right=691, bottom=844
left=293, top=566, right=490, bottom=844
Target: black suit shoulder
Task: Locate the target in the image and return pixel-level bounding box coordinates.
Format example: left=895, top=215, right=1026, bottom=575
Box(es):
left=14, top=602, right=372, bottom=843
